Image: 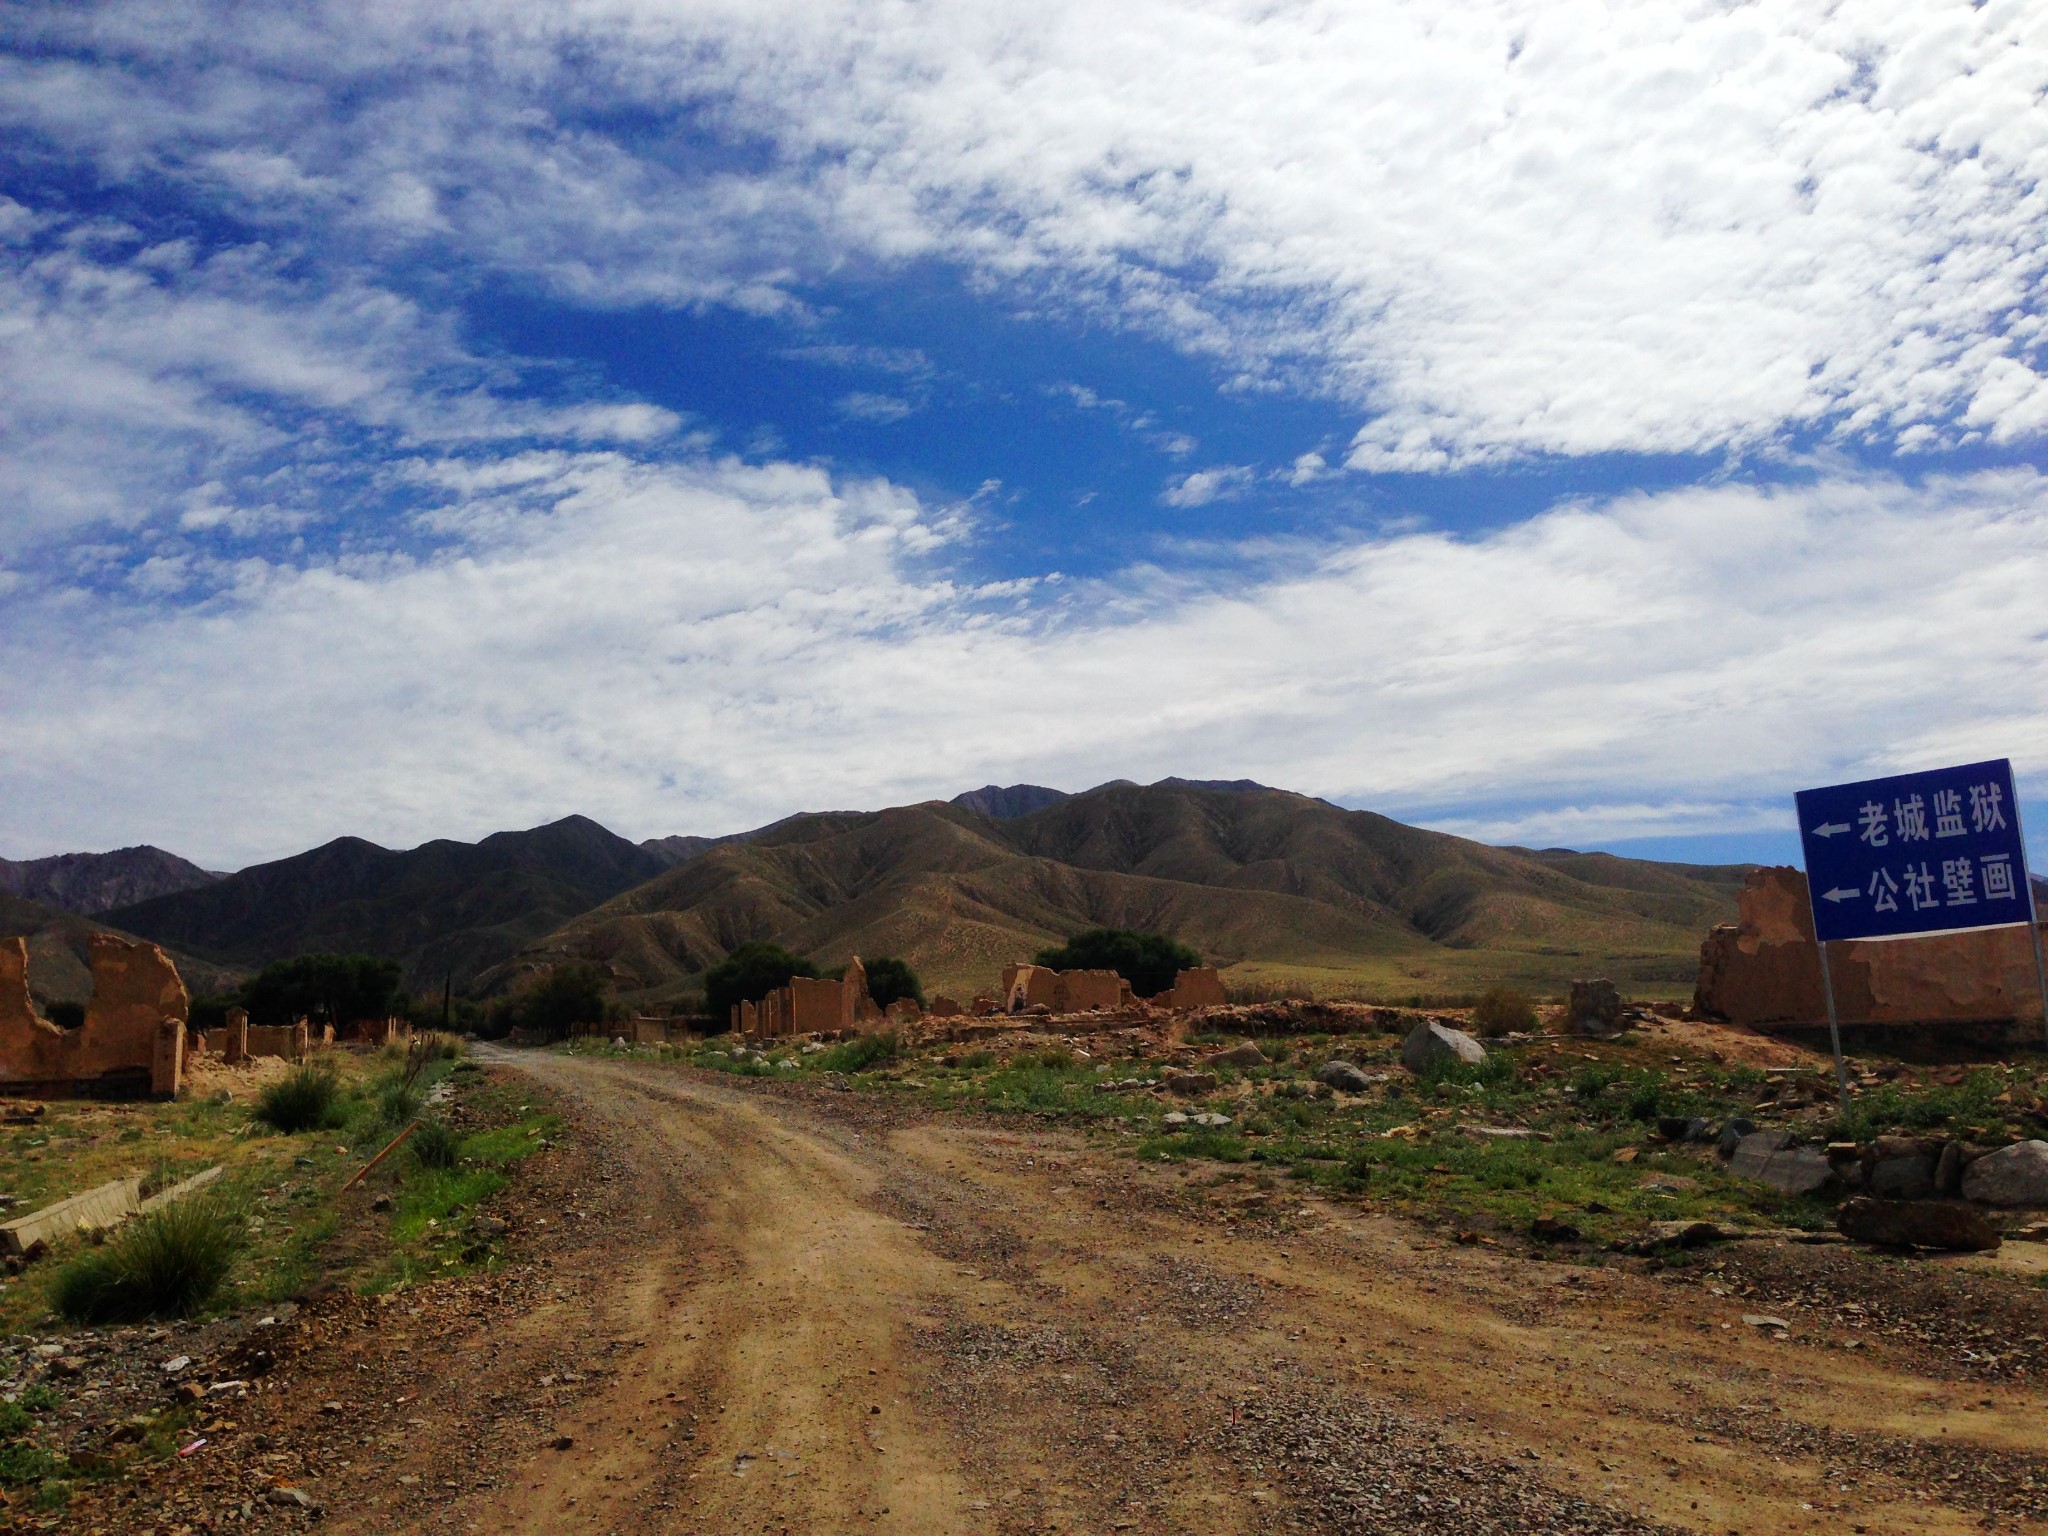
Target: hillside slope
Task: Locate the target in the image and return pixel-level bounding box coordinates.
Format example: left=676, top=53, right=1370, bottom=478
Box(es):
left=0, top=895, right=245, bottom=1005
left=488, top=782, right=1748, bottom=1004
left=0, top=846, right=220, bottom=915
left=107, top=816, right=667, bottom=994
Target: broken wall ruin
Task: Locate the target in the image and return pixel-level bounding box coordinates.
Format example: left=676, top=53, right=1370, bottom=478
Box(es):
left=0, top=934, right=187, bottom=1098
left=1695, top=867, right=2048, bottom=1036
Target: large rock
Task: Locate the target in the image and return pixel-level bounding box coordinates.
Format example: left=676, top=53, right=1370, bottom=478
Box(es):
left=1400, top=1021, right=1486, bottom=1074
left=1729, top=1131, right=1832, bottom=1196
left=1866, top=1153, right=1939, bottom=1200
left=1315, top=1060, right=1373, bottom=1093
left=1566, top=979, right=1627, bottom=1039
left=1207, top=1043, right=1267, bottom=1069
left=1163, top=1071, right=1219, bottom=1096
left=1836, top=1197, right=1999, bottom=1252
left=1961, top=1141, right=2048, bottom=1207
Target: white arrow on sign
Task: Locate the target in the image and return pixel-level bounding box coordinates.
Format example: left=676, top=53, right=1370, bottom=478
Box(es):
left=1820, top=886, right=1859, bottom=903
left=1810, top=821, right=1851, bottom=838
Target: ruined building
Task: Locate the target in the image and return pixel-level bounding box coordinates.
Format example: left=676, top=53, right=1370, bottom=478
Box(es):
left=1696, top=867, right=2048, bottom=1040
left=0, top=935, right=188, bottom=1098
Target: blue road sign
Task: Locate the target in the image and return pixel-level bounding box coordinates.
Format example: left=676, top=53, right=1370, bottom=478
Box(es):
left=1795, top=759, right=2035, bottom=944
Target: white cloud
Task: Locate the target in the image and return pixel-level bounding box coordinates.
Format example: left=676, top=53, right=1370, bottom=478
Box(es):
left=4, top=457, right=2046, bottom=868
left=835, top=390, right=916, bottom=423
left=5, top=1, right=2041, bottom=465
left=1163, top=465, right=1255, bottom=507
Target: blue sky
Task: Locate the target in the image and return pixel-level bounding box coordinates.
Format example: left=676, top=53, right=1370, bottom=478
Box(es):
left=1, top=0, right=2046, bottom=874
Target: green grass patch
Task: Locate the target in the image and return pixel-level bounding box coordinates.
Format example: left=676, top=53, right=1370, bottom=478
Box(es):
left=254, top=1064, right=343, bottom=1134
left=50, top=1197, right=241, bottom=1323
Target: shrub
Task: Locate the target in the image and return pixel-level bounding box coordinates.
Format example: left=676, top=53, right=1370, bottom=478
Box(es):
left=52, top=1199, right=239, bottom=1323
left=513, top=963, right=615, bottom=1042
left=255, top=1064, right=341, bottom=1133
left=1470, top=988, right=1537, bottom=1038
left=818, top=1032, right=900, bottom=1073
left=703, top=942, right=819, bottom=1024
left=861, top=956, right=924, bottom=1010
left=1033, top=928, right=1201, bottom=1000
left=408, top=1118, right=462, bottom=1171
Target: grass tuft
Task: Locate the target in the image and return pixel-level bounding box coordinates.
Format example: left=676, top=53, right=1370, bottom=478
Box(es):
left=408, top=1117, right=462, bottom=1171
left=51, top=1198, right=240, bottom=1323
left=255, top=1063, right=342, bottom=1134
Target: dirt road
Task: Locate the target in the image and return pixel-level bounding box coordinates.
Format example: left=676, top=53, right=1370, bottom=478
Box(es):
left=248, top=1051, right=2048, bottom=1535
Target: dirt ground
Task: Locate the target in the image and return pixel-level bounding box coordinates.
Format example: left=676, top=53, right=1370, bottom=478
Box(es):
left=65, top=1047, right=2048, bottom=1536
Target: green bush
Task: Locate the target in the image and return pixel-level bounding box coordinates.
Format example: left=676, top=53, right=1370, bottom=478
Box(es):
left=818, top=1032, right=900, bottom=1073
left=1032, top=927, right=1201, bottom=1001
left=408, top=1118, right=462, bottom=1171
left=1470, top=988, right=1537, bottom=1038
left=703, top=941, right=818, bottom=1023
left=860, top=956, right=924, bottom=1010
left=377, top=1080, right=424, bottom=1128
left=241, top=953, right=401, bottom=1028
left=52, top=1199, right=240, bottom=1323
left=255, top=1063, right=341, bottom=1133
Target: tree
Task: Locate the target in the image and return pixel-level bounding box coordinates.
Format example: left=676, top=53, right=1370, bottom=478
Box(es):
left=516, top=962, right=614, bottom=1041
left=241, top=954, right=402, bottom=1027
left=1033, top=928, right=1200, bottom=1000
left=703, top=941, right=817, bottom=1025
left=861, top=956, right=923, bottom=1010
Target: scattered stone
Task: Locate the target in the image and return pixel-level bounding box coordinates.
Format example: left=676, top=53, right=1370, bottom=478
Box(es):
left=320, top=1401, right=344, bottom=1415
left=1162, top=1111, right=1189, bottom=1127
left=1529, top=1215, right=1581, bottom=1242
left=1836, top=1197, right=1999, bottom=1252
left=1566, top=978, right=1628, bottom=1037
left=49, top=1356, right=86, bottom=1377
left=1207, top=1043, right=1266, bottom=1068
left=161, top=1355, right=191, bottom=1375
left=1656, top=1115, right=1711, bottom=1143
left=1742, top=1313, right=1791, bottom=1331
left=1313, top=1061, right=1373, bottom=1093
left=1190, top=1112, right=1233, bottom=1128
left=370, top=1193, right=393, bottom=1212
left=1163, top=1072, right=1218, bottom=1096
left=1961, top=1141, right=2048, bottom=1207
left=550, top=1434, right=574, bottom=1451
left=174, top=1382, right=204, bottom=1404
left=1399, top=1021, right=1486, bottom=1075
left=1713, top=1118, right=1758, bottom=1160
left=266, top=1487, right=319, bottom=1511
left=1644, top=1219, right=1731, bottom=1248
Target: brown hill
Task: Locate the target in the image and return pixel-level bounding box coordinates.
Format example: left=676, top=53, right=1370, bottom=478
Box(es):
left=0, top=845, right=221, bottom=916
left=483, top=782, right=1749, bottom=1006
left=0, top=895, right=245, bottom=1007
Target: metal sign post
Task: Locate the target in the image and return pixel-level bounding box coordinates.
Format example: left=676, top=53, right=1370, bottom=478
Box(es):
left=1795, top=758, right=2042, bottom=1099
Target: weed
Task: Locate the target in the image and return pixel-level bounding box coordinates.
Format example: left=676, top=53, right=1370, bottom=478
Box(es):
left=408, top=1118, right=462, bottom=1171
left=255, top=1064, right=341, bottom=1134
left=51, top=1197, right=240, bottom=1323
left=817, top=1033, right=900, bottom=1073
left=376, top=1080, right=424, bottom=1128
left=958, top=1050, right=999, bottom=1070
left=1470, top=988, right=1537, bottom=1038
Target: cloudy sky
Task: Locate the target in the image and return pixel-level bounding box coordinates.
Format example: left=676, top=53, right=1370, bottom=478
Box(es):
left=3, top=0, right=2045, bottom=871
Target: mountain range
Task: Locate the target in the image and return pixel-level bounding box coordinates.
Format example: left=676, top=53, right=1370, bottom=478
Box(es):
left=0, top=846, right=220, bottom=916
left=12, top=780, right=1759, bottom=1005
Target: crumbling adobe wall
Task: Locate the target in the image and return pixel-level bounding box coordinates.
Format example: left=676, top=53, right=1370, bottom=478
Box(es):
left=1054, top=969, right=1129, bottom=1012
left=1696, top=866, right=2048, bottom=1029
left=0, top=934, right=187, bottom=1098
left=1000, top=964, right=1062, bottom=1013
left=1153, top=967, right=1228, bottom=1011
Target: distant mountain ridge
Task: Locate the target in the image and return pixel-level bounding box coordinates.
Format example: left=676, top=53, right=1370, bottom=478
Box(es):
left=107, top=816, right=667, bottom=994
left=484, top=780, right=1750, bottom=1004
left=0, top=846, right=220, bottom=916
left=948, top=784, right=1070, bottom=819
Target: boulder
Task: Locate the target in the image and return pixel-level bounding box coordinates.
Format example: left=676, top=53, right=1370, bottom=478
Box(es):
left=1163, top=1071, right=1219, bottom=1096
left=1315, top=1060, right=1373, bottom=1093
left=1960, top=1141, right=2048, bottom=1207
left=1657, top=1115, right=1710, bottom=1144
left=1207, top=1043, right=1267, bottom=1069
left=1566, top=978, right=1627, bottom=1038
left=1715, top=1118, right=1758, bottom=1159
left=1729, top=1131, right=1832, bottom=1196
left=1866, top=1153, right=1939, bottom=1201
left=1836, top=1197, right=1999, bottom=1252
left=1400, top=1021, right=1486, bottom=1075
